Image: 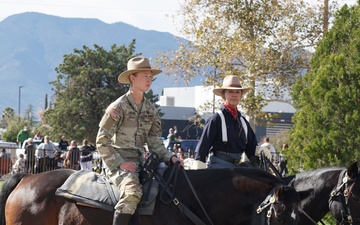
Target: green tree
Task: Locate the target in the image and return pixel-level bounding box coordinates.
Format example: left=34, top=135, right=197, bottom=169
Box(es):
left=1, top=107, right=16, bottom=128
left=289, top=3, right=360, bottom=171
left=24, top=104, right=36, bottom=127
left=157, top=0, right=339, bottom=131
left=2, top=116, right=30, bottom=143
left=45, top=94, right=48, bottom=109
left=43, top=41, right=139, bottom=143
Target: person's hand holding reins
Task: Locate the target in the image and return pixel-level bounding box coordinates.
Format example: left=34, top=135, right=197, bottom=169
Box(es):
left=172, top=156, right=184, bottom=168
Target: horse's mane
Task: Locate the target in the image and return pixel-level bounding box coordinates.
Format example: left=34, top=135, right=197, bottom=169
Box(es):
left=295, top=166, right=343, bottom=178
left=285, top=166, right=344, bottom=188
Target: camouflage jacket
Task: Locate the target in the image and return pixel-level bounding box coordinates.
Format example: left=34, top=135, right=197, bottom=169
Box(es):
left=96, top=91, right=174, bottom=172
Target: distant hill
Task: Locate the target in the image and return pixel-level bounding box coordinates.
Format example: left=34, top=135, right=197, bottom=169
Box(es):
left=0, top=12, right=203, bottom=118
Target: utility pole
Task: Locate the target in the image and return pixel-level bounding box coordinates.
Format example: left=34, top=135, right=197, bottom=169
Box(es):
left=18, top=86, right=24, bottom=115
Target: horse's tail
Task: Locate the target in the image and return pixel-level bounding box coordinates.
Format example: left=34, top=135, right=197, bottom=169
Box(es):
left=0, top=173, right=29, bottom=225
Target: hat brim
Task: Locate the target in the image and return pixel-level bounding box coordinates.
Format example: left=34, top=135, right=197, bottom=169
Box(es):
left=118, top=69, right=162, bottom=84
left=213, top=87, right=251, bottom=96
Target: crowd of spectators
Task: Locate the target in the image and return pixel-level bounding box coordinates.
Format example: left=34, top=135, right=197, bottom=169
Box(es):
left=1, top=130, right=98, bottom=176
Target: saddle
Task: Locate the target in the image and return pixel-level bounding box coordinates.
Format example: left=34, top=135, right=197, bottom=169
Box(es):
left=55, top=153, right=163, bottom=215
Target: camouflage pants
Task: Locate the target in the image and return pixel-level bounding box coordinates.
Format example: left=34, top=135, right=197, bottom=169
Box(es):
left=108, top=169, right=142, bottom=215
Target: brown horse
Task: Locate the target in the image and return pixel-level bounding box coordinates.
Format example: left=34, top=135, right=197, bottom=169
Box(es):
left=0, top=167, right=309, bottom=225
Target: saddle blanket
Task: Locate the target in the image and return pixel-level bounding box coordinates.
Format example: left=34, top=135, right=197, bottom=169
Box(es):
left=55, top=170, right=159, bottom=215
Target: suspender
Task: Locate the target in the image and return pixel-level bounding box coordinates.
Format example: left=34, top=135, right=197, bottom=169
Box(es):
left=217, top=110, right=248, bottom=142
left=217, top=110, right=228, bottom=142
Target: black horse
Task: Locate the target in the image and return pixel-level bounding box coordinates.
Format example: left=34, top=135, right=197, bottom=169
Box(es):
left=0, top=167, right=308, bottom=225
left=282, top=161, right=360, bottom=225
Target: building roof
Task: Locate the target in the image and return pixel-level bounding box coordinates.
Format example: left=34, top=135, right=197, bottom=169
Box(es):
left=159, top=106, right=196, bottom=120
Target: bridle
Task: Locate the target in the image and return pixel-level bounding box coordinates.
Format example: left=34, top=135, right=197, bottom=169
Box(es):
left=329, top=169, right=360, bottom=225
left=256, top=186, right=279, bottom=225
left=256, top=185, right=297, bottom=225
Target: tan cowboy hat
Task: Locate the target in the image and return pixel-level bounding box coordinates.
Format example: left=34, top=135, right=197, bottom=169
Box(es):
left=213, top=75, right=251, bottom=96
left=118, top=57, right=162, bottom=84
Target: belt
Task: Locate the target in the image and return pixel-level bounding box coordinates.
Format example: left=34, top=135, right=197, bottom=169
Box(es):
left=213, top=151, right=242, bottom=165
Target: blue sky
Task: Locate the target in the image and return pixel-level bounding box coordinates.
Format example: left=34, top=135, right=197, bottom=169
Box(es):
left=0, top=0, right=184, bottom=36
left=0, top=0, right=357, bottom=36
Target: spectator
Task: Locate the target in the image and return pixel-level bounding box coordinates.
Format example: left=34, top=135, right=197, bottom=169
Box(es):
left=167, top=126, right=177, bottom=141
left=279, top=143, right=289, bottom=176
left=12, top=154, right=25, bottom=174
left=35, top=137, right=46, bottom=173
left=177, top=148, right=186, bottom=160
left=188, top=146, right=195, bottom=158
left=63, top=140, right=80, bottom=170
left=17, top=126, right=30, bottom=148
left=58, top=136, right=69, bottom=151
left=35, top=136, right=57, bottom=172
left=24, top=138, right=36, bottom=173
left=260, top=137, right=276, bottom=162
left=0, top=148, right=8, bottom=158
left=44, top=136, right=58, bottom=170
left=172, top=143, right=179, bottom=153
left=79, top=139, right=95, bottom=170
left=33, top=131, right=42, bottom=140
left=0, top=148, right=11, bottom=176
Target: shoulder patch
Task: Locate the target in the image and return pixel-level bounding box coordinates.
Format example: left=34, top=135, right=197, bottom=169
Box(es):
left=106, top=105, right=119, bottom=119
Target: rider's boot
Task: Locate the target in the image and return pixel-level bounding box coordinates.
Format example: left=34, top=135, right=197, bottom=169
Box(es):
left=112, top=211, right=132, bottom=225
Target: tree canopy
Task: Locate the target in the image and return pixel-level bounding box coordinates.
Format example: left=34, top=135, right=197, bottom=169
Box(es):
left=42, top=41, right=138, bottom=143
left=157, top=0, right=339, bottom=130
left=289, top=3, right=360, bottom=171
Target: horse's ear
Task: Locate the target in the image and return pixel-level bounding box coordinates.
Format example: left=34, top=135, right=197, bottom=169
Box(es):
left=275, top=186, right=313, bottom=202
left=347, top=161, right=358, bottom=178
left=274, top=186, right=287, bottom=200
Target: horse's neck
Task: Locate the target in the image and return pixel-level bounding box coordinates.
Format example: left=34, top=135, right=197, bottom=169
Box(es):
left=294, top=168, right=344, bottom=223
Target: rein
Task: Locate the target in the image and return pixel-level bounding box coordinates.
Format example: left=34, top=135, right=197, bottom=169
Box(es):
left=298, top=208, right=325, bottom=225
left=329, top=169, right=360, bottom=225
left=156, top=162, right=214, bottom=225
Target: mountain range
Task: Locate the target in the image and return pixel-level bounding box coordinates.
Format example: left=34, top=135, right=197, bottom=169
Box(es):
left=0, top=12, right=202, bottom=118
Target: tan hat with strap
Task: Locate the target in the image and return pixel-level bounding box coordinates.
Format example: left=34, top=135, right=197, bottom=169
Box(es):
left=213, top=75, right=251, bottom=96
left=118, top=57, right=162, bottom=84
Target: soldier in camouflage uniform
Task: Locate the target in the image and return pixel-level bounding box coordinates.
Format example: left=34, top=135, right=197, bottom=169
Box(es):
left=96, top=56, right=184, bottom=225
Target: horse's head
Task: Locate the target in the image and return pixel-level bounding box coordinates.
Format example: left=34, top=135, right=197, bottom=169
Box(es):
left=329, top=161, right=360, bottom=224
left=267, top=185, right=311, bottom=225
